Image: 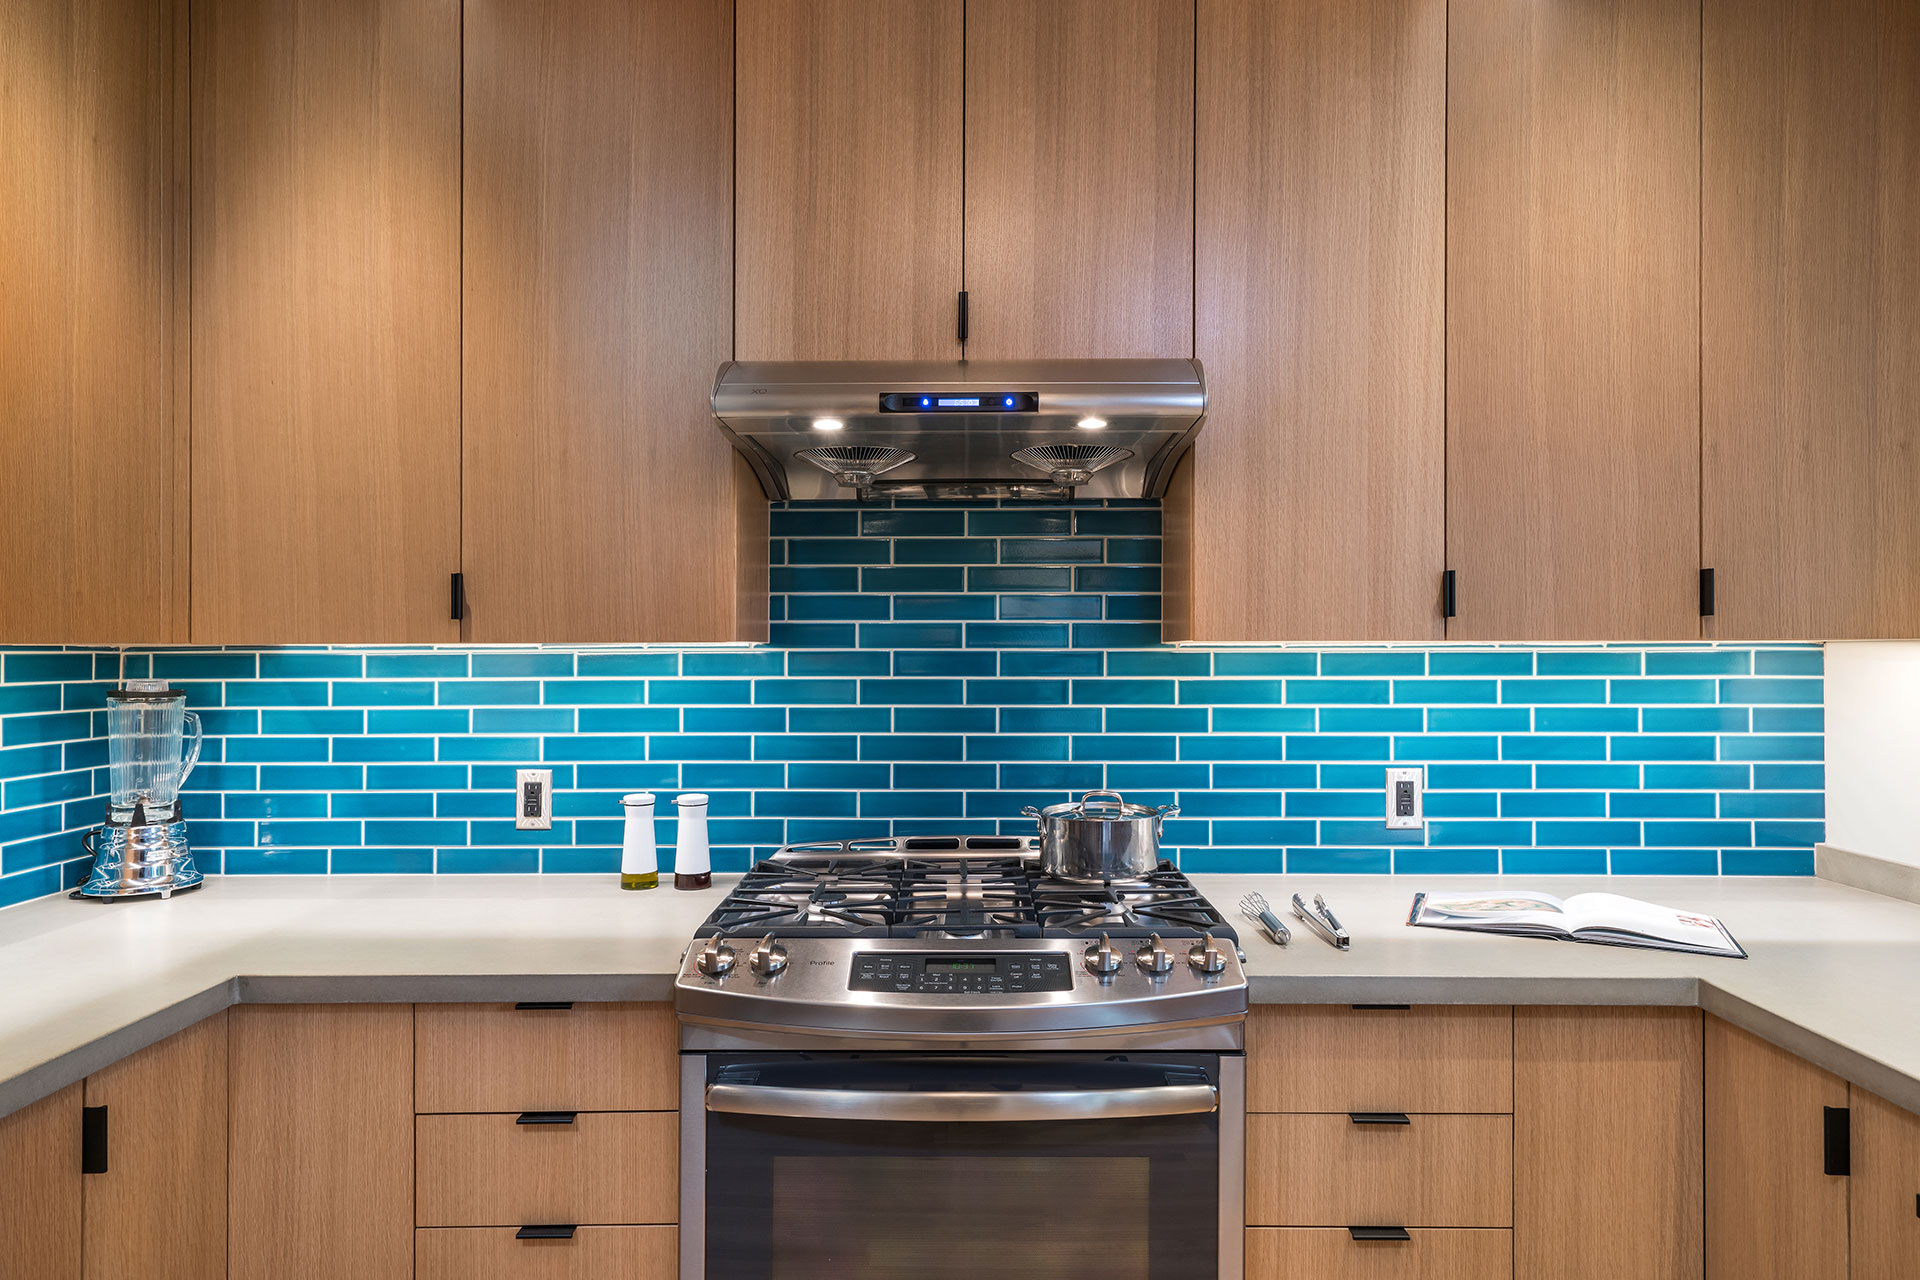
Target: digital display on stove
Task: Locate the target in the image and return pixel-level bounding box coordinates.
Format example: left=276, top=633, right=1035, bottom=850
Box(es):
left=849, top=952, right=1073, bottom=994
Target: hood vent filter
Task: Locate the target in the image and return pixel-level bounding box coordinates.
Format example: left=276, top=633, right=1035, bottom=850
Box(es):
left=1010, top=443, right=1135, bottom=487
left=794, top=445, right=916, bottom=495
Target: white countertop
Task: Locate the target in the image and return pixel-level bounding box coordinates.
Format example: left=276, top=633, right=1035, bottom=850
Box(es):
left=3, top=873, right=1918, bottom=1116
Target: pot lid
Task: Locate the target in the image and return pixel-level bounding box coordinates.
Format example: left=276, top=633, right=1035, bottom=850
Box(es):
left=1034, top=789, right=1161, bottom=821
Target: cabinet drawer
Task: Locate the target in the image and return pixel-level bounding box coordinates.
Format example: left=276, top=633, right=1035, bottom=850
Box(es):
left=1246, top=1228, right=1512, bottom=1279
left=1247, top=1114, right=1512, bottom=1227
left=1248, top=1006, right=1513, bottom=1113
left=417, top=1225, right=676, bottom=1279
left=415, top=1002, right=676, bottom=1112
left=416, top=1112, right=677, bottom=1227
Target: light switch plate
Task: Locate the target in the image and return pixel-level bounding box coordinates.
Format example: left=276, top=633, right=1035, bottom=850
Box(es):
left=516, top=768, right=554, bottom=830
left=1386, top=766, right=1424, bottom=829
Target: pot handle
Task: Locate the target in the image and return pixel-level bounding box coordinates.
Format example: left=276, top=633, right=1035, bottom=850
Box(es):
left=1153, top=803, right=1182, bottom=820
left=1020, top=806, right=1042, bottom=820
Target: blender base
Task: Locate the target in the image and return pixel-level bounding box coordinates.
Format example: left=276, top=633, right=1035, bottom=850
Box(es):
left=77, top=819, right=206, bottom=899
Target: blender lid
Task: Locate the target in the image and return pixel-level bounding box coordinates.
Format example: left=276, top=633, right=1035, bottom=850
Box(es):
left=109, top=679, right=183, bottom=703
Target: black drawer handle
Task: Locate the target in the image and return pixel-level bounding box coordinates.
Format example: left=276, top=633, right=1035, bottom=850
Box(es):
left=1350, top=1003, right=1410, bottom=1012
left=1349, top=1112, right=1411, bottom=1126
left=1349, top=1226, right=1412, bottom=1242
left=516, top=1111, right=579, bottom=1125
left=516, top=1225, right=577, bottom=1240
left=514, top=1001, right=574, bottom=1011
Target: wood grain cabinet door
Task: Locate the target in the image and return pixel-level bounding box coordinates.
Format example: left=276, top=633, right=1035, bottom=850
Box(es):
left=0, top=1083, right=81, bottom=1280
left=228, top=1004, right=414, bottom=1280
left=1703, top=1016, right=1847, bottom=1280
left=1851, top=1086, right=1920, bottom=1280
left=963, top=0, right=1192, bottom=360
left=461, top=0, right=762, bottom=643
left=736, top=0, right=962, bottom=361
left=1516, top=1007, right=1703, bottom=1280
left=1178, top=0, right=1445, bottom=642
left=1445, top=0, right=1702, bottom=641
left=0, top=0, right=184, bottom=645
left=82, top=1013, right=226, bottom=1280
left=1702, top=0, right=1920, bottom=638
left=191, top=0, right=461, bottom=644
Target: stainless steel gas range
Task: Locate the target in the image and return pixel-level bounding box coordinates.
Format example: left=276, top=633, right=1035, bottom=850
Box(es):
left=674, top=835, right=1248, bottom=1280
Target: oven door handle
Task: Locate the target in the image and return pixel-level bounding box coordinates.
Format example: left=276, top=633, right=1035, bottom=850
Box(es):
left=704, top=1082, right=1218, bottom=1123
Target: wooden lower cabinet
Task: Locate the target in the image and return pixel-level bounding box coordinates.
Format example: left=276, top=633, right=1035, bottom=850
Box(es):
left=415, top=1001, right=677, bottom=1113
left=417, top=1110, right=677, bottom=1227
left=1704, top=1016, right=1848, bottom=1280
left=1515, top=1007, right=1702, bottom=1280
left=1247, top=1005, right=1514, bottom=1114
left=228, top=1004, right=415, bottom=1280
left=1852, top=1086, right=1920, bottom=1280
left=0, top=1082, right=82, bottom=1280
left=83, top=1012, right=226, bottom=1280
left=417, top=1226, right=677, bottom=1280
left=1247, top=1228, right=1511, bottom=1279
left=1247, top=1114, right=1512, bottom=1228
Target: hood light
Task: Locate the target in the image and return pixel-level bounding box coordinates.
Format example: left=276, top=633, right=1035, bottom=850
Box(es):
left=811, top=417, right=845, bottom=432
left=1076, top=416, right=1108, bottom=430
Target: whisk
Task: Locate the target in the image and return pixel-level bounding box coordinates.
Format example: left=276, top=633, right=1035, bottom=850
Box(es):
left=1239, top=892, right=1291, bottom=947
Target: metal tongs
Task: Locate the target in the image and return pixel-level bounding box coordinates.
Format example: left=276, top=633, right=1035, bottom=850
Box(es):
left=1238, top=892, right=1291, bottom=947
left=1292, top=893, right=1351, bottom=951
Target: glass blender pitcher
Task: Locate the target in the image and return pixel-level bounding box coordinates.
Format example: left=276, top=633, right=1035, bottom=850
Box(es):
left=80, top=681, right=205, bottom=898
left=105, top=681, right=202, bottom=823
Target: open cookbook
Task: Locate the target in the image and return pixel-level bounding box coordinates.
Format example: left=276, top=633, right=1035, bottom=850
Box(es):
left=1407, top=890, right=1747, bottom=958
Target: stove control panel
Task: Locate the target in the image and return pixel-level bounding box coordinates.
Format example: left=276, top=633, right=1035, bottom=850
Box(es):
left=849, top=952, right=1073, bottom=994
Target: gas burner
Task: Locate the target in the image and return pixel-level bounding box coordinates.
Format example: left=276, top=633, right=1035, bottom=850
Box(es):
left=695, top=840, right=1235, bottom=944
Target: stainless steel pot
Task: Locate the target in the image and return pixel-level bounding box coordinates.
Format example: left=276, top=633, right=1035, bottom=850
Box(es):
left=1022, top=789, right=1180, bottom=883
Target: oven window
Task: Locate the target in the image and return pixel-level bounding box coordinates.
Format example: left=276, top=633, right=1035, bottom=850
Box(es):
left=772, top=1155, right=1149, bottom=1280
left=703, top=1054, right=1222, bottom=1280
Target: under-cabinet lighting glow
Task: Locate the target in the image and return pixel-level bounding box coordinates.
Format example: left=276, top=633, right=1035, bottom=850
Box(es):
left=811, top=417, right=844, bottom=431
left=1076, top=416, right=1107, bottom=430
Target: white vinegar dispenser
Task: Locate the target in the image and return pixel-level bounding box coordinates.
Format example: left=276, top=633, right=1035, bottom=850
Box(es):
left=674, top=793, right=711, bottom=890
left=619, top=792, right=658, bottom=891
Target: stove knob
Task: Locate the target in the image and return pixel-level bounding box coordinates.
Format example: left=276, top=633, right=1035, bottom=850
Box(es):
left=1188, top=933, right=1229, bottom=975
left=1136, top=933, right=1175, bottom=976
left=1084, top=933, right=1123, bottom=976
left=694, top=935, right=736, bottom=978
left=748, top=934, right=788, bottom=977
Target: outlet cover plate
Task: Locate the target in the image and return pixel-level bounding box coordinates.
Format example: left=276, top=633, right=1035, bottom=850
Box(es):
left=516, top=768, right=554, bottom=830
left=1386, top=766, right=1424, bottom=830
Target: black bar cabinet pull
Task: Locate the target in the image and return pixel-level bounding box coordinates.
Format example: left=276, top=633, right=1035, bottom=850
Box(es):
left=957, top=291, right=969, bottom=343
left=1699, top=567, right=1717, bottom=617
left=516, top=1225, right=578, bottom=1241
left=1443, top=569, right=1457, bottom=618
left=1351, top=1004, right=1410, bottom=1012
left=1349, top=1112, right=1412, bottom=1126
left=516, top=1111, right=578, bottom=1126
left=81, top=1106, right=108, bottom=1174
left=514, top=1001, right=574, bottom=1011
left=450, top=572, right=465, bottom=621
left=1824, top=1106, right=1851, bottom=1176
left=1348, top=1226, right=1412, bottom=1242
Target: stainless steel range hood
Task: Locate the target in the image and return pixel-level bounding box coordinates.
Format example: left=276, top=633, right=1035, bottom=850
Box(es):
left=712, top=359, right=1205, bottom=501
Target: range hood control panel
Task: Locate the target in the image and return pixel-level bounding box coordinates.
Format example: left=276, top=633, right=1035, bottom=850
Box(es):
left=878, top=391, right=1039, bottom=413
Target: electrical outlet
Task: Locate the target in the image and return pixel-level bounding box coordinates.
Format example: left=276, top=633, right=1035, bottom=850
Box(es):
left=1385, top=766, right=1424, bottom=830
left=515, top=768, right=553, bottom=830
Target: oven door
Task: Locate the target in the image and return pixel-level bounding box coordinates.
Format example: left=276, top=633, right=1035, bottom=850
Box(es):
left=682, top=1051, right=1243, bottom=1280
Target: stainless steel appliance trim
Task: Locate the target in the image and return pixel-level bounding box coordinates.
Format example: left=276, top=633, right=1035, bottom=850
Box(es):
left=1218, top=1054, right=1245, bottom=1280
left=704, top=1081, right=1219, bottom=1124
left=676, top=1009, right=1246, bottom=1053
left=680, top=1053, right=706, bottom=1280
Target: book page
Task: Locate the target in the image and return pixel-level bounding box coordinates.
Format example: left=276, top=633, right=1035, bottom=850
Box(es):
left=1413, top=891, right=1570, bottom=932
left=1560, top=893, right=1736, bottom=949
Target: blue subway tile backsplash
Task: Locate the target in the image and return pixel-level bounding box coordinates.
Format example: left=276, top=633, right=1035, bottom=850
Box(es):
left=0, top=501, right=1827, bottom=907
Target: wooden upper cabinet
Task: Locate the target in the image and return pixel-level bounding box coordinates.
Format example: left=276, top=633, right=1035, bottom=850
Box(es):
left=1702, top=0, right=1920, bottom=639
left=1851, top=1086, right=1920, bottom=1280
left=1517, top=1007, right=1703, bottom=1280
left=191, top=0, right=460, bottom=644
left=0, top=1083, right=81, bottom=1280
left=962, top=0, right=1193, bottom=360
left=0, top=0, right=184, bottom=645
left=83, top=1013, right=226, bottom=1280
left=462, top=0, right=763, bottom=643
left=1446, top=0, right=1702, bottom=641
left=1176, top=0, right=1445, bottom=641
left=1704, top=1017, right=1848, bottom=1280
left=735, top=0, right=963, bottom=360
